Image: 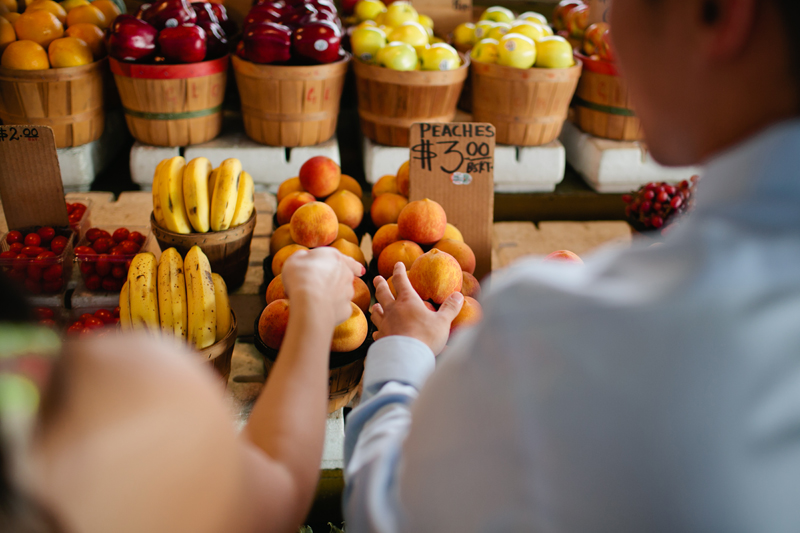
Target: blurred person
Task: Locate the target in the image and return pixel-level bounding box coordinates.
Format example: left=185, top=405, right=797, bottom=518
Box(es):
left=344, top=0, right=800, bottom=531
left=0, top=248, right=363, bottom=533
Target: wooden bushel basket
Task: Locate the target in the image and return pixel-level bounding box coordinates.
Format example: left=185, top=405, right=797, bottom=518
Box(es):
left=353, top=56, right=470, bottom=147
left=198, top=311, right=238, bottom=384
left=150, top=211, right=256, bottom=291
left=572, top=53, right=643, bottom=141
left=231, top=54, right=350, bottom=147
left=471, top=59, right=582, bottom=146
left=0, top=59, right=106, bottom=148
left=110, top=55, right=228, bottom=147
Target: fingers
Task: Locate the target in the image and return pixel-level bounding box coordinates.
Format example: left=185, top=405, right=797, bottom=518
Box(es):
left=437, top=292, right=464, bottom=322
left=391, top=264, right=417, bottom=300
left=373, top=276, right=396, bottom=306
left=340, top=253, right=367, bottom=277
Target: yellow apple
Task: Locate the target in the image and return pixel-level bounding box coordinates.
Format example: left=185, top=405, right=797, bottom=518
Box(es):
left=480, top=5, right=514, bottom=23
left=473, top=20, right=496, bottom=41
left=430, top=36, right=445, bottom=44
left=352, top=25, right=387, bottom=63
left=419, top=14, right=433, bottom=31
left=453, top=22, right=475, bottom=48
left=419, top=42, right=460, bottom=70
left=535, top=35, right=574, bottom=68
left=509, top=21, right=547, bottom=42
left=517, top=11, right=548, bottom=25
left=486, top=21, right=511, bottom=41
left=389, top=21, right=429, bottom=54
left=384, top=1, right=418, bottom=28
left=470, top=37, right=499, bottom=64
left=376, top=40, right=418, bottom=70
left=374, top=10, right=386, bottom=25
left=497, top=33, right=536, bottom=69
left=355, top=0, right=386, bottom=22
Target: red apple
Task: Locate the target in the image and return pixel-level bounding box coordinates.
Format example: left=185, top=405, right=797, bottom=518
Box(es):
left=340, top=0, right=357, bottom=15
left=134, top=3, right=152, bottom=18
left=244, top=3, right=283, bottom=28
left=281, top=3, right=318, bottom=28
left=192, top=2, right=219, bottom=24
left=144, top=0, right=197, bottom=30
left=292, top=20, right=341, bottom=63
left=198, top=20, right=228, bottom=58
left=307, top=0, right=337, bottom=15
left=108, top=15, right=158, bottom=62
left=553, top=0, right=582, bottom=31
left=243, top=21, right=291, bottom=63
left=598, top=29, right=615, bottom=62
left=209, top=3, right=237, bottom=36
left=564, top=4, right=589, bottom=37
left=158, top=23, right=207, bottom=63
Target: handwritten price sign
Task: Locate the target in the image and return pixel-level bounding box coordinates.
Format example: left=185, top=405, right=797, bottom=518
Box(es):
left=0, top=126, right=41, bottom=142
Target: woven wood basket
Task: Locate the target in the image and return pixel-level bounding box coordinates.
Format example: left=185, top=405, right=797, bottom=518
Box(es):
left=110, top=55, right=228, bottom=146
left=471, top=59, right=582, bottom=146
left=198, top=311, right=238, bottom=384
left=231, top=54, right=350, bottom=147
left=0, top=59, right=106, bottom=148
left=353, top=56, right=470, bottom=147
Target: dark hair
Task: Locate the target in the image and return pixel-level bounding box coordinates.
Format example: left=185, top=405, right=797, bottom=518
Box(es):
left=773, top=0, right=800, bottom=79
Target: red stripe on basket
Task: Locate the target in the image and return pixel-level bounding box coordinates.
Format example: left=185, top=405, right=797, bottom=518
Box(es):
left=574, top=52, right=620, bottom=76
left=109, top=55, right=229, bottom=79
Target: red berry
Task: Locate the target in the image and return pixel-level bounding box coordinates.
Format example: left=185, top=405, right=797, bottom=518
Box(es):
left=5, top=231, right=22, bottom=245
left=79, top=262, right=96, bottom=277
left=73, top=202, right=87, bottom=213
left=34, top=307, right=54, bottom=320
left=96, top=255, right=112, bottom=277
left=641, top=201, right=652, bottom=213
left=81, top=327, right=93, bottom=335
left=27, top=263, right=43, bottom=281
left=94, top=309, right=115, bottom=324
left=66, top=202, right=76, bottom=215
left=84, top=316, right=105, bottom=330
left=118, top=240, right=140, bottom=254
left=39, top=318, right=57, bottom=328
left=24, top=233, right=41, bottom=247
left=651, top=216, right=664, bottom=229
left=664, top=185, right=677, bottom=196
left=22, top=246, right=44, bottom=257
left=0, top=250, right=16, bottom=259
left=9, top=243, right=23, bottom=253
left=86, top=228, right=104, bottom=242
left=113, top=306, right=120, bottom=318
left=101, top=277, right=123, bottom=292
left=621, top=194, right=632, bottom=204
left=653, top=203, right=662, bottom=212
left=85, top=274, right=102, bottom=290
left=129, top=231, right=146, bottom=245
left=43, top=265, right=63, bottom=282
left=50, top=236, right=68, bottom=255
left=656, top=191, right=670, bottom=203
left=12, top=254, right=28, bottom=272
left=91, top=238, right=114, bottom=254
left=24, top=278, right=42, bottom=294
left=67, top=323, right=84, bottom=335
left=74, top=246, right=96, bottom=256
left=671, top=196, right=683, bottom=209
left=42, top=278, right=64, bottom=293
left=37, top=227, right=56, bottom=243
left=112, top=228, right=130, bottom=243
left=111, top=266, right=127, bottom=279
left=643, top=190, right=655, bottom=200
left=68, top=213, right=81, bottom=225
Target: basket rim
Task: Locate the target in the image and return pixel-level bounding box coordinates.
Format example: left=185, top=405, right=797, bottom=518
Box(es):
left=231, top=52, right=351, bottom=76
left=109, top=54, right=229, bottom=80
left=149, top=210, right=256, bottom=242
left=198, top=310, right=238, bottom=361
left=574, top=52, right=619, bottom=76
left=0, top=56, right=107, bottom=82
left=352, top=52, right=470, bottom=85
left=471, top=57, right=583, bottom=81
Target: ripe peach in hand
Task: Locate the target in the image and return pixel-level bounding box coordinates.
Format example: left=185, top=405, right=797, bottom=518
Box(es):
left=48, top=36, right=92, bottom=67
left=443, top=223, right=463, bottom=242
left=396, top=160, right=410, bottom=197
left=330, top=238, right=366, bottom=267
left=1, top=40, right=49, bottom=69
left=266, top=274, right=288, bottom=304
left=370, top=193, right=408, bottom=228
left=337, top=174, right=363, bottom=198
left=433, top=238, right=476, bottom=274
left=331, top=302, right=368, bottom=352
left=460, top=271, right=481, bottom=298
left=290, top=201, right=339, bottom=248
left=397, top=198, right=447, bottom=244
left=258, top=299, right=290, bottom=349
left=325, top=190, right=364, bottom=229
left=377, top=240, right=423, bottom=279
left=408, top=249, right=462, bottom=304
left=276, top=191, right=315, bottom=226
left=352, top=277, right=371, bottom=314
left=65, top=22, right=105, bottom=59
left=336, top=223, right=358, bottom=245
left=270, top=224, right=295, bottom=256
left=272, top=244, right=309, bottom=276
left=276, top=177, right=304, bottom=203
left=372, top=174, right=399, bottom=197
left=450, top=296, right=482, bottom=332
left=14, top=10, right=63, bottom=47
left=299, top=156, right=341, bottom=198
left=372, top=223, right=399, bottom=259
left=543, top=249, right=583, bottom=263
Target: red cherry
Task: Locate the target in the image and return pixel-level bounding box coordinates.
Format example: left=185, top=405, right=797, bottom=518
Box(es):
left=85, top=274, right=102, bottom=291
left=670, top=196, right=683, bottom=209
left=66, top=202, right=76, bottom=215
left=94, top=309, right=115, bottom=324
left=651, top=216, right=664, bottom=229
left=24, top=233, right=41, bottom=247
left=9, top=243, right=23, bottom=253
left=5, top=231, right=22, bottom=245
left=24, top=278, right=42, bottom=294
left=84, top=317, right=105, bottom=330
left=118, top=240, right=140, bottom=254
left=74, top=246, right=96, bottom=256
left=22, top=246, right=44, bottom=257
left=68, top=213, right=81, bottom=226
left=640, top=201, right=652, bottom=213
left=34, top=307, right=55, bottom=320
left=112, top=228, right=130, bottom=243
left=37, top=227, right=56, bottom=243
left=0, top=250, right=16, bottom=259
left=43, top=265, right=63, bottom=282
left=39, top=318, right=57, bottom=328
left=91, top=238, right=114, bottom=254
left=111, top=266, right=127, bottom=279
left=86, top=228, right=105, bottom=242
left=129, top=231, right=146, bottom=245
left=643, top=190, right=655, bottom=200
left=50, top=236, right=68, bottom=255
left=79, top=262, right=96, bottom=277
left=27, top=263, right=43, bottom=281
left=656, top=191, right=670, bottom=203
left=113, top=306, right=121, bottom=318
left=80, top=313, right=95, bottom=322
left=67, top=323, right=84, bottom=335
left=101, top=277, right=123, bottom=292
left=12, top=254, right=28, bottom=273
left=81, top=327, right=93, bottom=335
left=73, top=202, right=87, bottom=214
left=621, top=194, right=632, bottom=204
left=96, top=255, right=112, bottom=277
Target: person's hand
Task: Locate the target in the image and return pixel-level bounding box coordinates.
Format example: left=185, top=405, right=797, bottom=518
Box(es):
left=371, top=262, right=463, bottom=355
left=281, top=247, right=366, bottom=325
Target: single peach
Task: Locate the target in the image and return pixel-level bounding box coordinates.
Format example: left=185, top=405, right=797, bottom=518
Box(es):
left=543, top=250, right=583, bottom=263
left=290, top=202, right=339, bottom=248
left=397, top=198, right=447, bottom=244
left=325, top=189, right=364, bottom=229
left=396, top=160, right=410, bottom=197
left=258, top=299, right=290, bottom=350
left=299, top=155, right=341, bottom=198
left=276, top=177, right=304, bottom=203
left=331, top=302, right=368, bottom=352
left=48, top=36, right=92, bottom=67
left=370, top=193, right=408, bottom=228
left=371, top=223, right=400, bottom=259
left=330, top=238, right=366, bottom=266
left=443, top=223, right=464, bottom=242
left=271, top=244, right=308, bottom=276
left=377, top=240, right=423, bottom=279
left=65, top=3, right=107, bottom=29
left=433, top=238, right=476, bottom=274
left=337, top=174, right=363, bottom=198
left=65, top=22, right=105, bottom=59
left=276, top=191, right=315, bottom=226
left=423, top=301, right=436, bottom=311
left=460, top=271, right=481, bottom=298
left=372, top=174, right=399, bottom=197
left=14, top=10, right=63, bottom=48
left=265, top=274, right=288, bottom=304
left=336, top=223, right=358, bottom=245
left=408, top=249, right=463, bottom=304
left=270, top=224, right=296, bottom=256
left=450, top=296, right=482, bottom=332
left=26, top=1, right=67, bottom=24
left=352, top=277, right=371, bottom=314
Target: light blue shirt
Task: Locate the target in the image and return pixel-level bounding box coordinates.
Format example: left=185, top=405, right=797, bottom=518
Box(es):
left=343, top=120, right=800, bottom=532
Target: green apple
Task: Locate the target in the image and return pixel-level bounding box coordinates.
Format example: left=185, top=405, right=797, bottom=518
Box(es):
left=508, top=21, right=545, bottom=42
left=376, top=41, right=418, bottom=71
left=480, top=6, right=514, bottom=24
left=497, top=33, right=536, bottom=69
left=470, top=38, right=499, bottom=64
left=384, top=1, right=419, bottom=28
left=535, top=35, right=574, bottom=68
left=388, top=21, right=429, bottom=54
left=453, top=22, right=475, bottom=48
left=420, top=42, right=461, bottom=71
left=352, top=25, right=387, bottom=63
left=517, top=11, right=548, bottom=25
left=473, top=20, right=496, bottom=42
left=486, top=22, right=511, bottom=42
left=355, top=0, right=386, bottom=22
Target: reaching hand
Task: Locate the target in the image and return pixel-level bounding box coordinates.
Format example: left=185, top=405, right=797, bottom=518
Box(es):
left=371, top=262, right=463, bottom=355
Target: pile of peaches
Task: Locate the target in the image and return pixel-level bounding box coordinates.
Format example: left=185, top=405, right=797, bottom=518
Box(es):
left=0, top=0, right=119, bottom=70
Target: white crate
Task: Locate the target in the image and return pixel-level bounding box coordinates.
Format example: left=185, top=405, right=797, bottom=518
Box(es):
left=57, top=110, right=128, bottom=192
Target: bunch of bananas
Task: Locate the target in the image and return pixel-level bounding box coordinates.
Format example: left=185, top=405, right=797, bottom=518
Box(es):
left=119, top=246, right=232, bottom=349
left=153, top=157, right=255, bottom=234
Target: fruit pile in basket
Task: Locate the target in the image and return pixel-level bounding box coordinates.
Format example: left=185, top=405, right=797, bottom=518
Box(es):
left=153, top=157, right=254, bottom=235
left=66, top=307, right=120, bottom=335
left=0, top=0, right=120, bottom=70
left=349, top=1, right=461, bottom=71
left=578, top=21, right=613, bottom=62
left=74, top=226, right=147, bottom=292
left=0, top=227, right=71, bottom=293
left=553, top=0, right=589, bottom=39
left=237, top=0, right=344, bottom=65
left=120, top=246, right=233, bottom=349
left=107, top=0, right=234, bottom=64
left=623, top=177, right=698, bottom=235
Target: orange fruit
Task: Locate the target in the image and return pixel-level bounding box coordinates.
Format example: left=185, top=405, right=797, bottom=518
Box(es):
left=59, top=0, right=89, bottom=11
left=1, top=39, right=49, bottom=69
left=89, top=0, right=118, bottom=25
left=65, top=3, right=105, bottom=29
left=3, top=12, right=20, bottom=23
left=65, top=22, right=102, bottom=57
left=0, top=0, right=14, bottom=12
left=0, top=15, right=15, bottom=53
left=48, top=35, right=90, bottom=66
left=14, top=10, right=63, bottom=48
left=26, top=0, right=67, bottom=24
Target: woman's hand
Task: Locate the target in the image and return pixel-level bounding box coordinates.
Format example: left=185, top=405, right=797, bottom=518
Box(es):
left=371, top=262, right=463, bottom=355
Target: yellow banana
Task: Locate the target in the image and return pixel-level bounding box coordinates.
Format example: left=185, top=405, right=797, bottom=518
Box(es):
left=183, top=158, right=213, bottom=233
left=208, top=167, right=219, bottom=204
left=157, top=248, right=188, bottom=339
left=119, top=280, right=132, bottom=331
left=212, top=273, right=232, bottom=342
left=230, top=170, right=255, bottom=228
left=184, top=246, right=217, bottom=349
left=209, top=158, right=242, bottom=232
left=152, top=159, right=167, bottom=228
left=158, top=156, right=193, bottom=234
left=127, top=252, right=160, bottom=333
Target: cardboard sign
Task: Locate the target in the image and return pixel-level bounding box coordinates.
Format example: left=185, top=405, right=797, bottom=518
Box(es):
left=0, top=125, right=68, bottom=230
left=412, top=0, right=472, bottom=37
left=588, top=0, right=610, bottom=24
left=408, top=122, right=494, bottom=279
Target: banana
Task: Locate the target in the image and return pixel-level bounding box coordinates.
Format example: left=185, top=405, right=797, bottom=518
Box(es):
left=157, top=248, right=188, bottom=340
left=208, top=167, right=219, bottom=204
left=212, top=273, right=232, bottom=342
left=230, top=170, right=255, bottom=228
left=184, top=246, right=217, bottom=349
left=127, top=252, right=160, bottom=333
left=209, top=158, right=242, bottom=232
left=119, top=280, right=132, bottom=331
left=183, top=158, right=213, bottom=233
left=152, top=159, right=167, bottom=228
left=158, top=156, right=193, bottom=234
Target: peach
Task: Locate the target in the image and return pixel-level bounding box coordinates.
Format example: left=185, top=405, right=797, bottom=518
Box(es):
left=337, top=223, right=358, bottom=245
left=371, top=223, right=400, bottom=259
left=272, top=244, right=309, bottom=276
left=372, top=174, right=399, bottom=197
left=423, top=301, right=437, bottom=311
left=433, top=239, right=476, bottom=274
left=543, top=250, right=583, bottom=264
left=443, top=223, right=464, bottom=242
left=331, top=302, right=368, bottom=352
left=258, top=299, right=290, bottom=350
left=397, top=198, right=447, bottom=244
left=266, top=274, right=288, bottom=304
left=383, top=275, right=398, bottom=298
left=377, top=240, right=424, bottom=279
left=408, top=249, right=463, bottom=304
left=450, top=296, right=482, bottom=332
left=337, top=174, right=363, bottom=198
left=370, top=193, right=408, bottom=228
left=460, top=271, right=481, bottom=298
left=277, top=177, right=304, bottom=203
left=396, top=160, right=410, bottom=197
left=289, top=201, right=339, bottom=248
left=299, top=155, right=341, bottom=198
left=352, top=277, right=371, bottom=314
left=325, top=189, right=364, bottom=229
left=270, top=224, right=296, bottom=256
left=330, top=238, right=367, bottom=266
left=276, top=191, right=315, bottom=226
